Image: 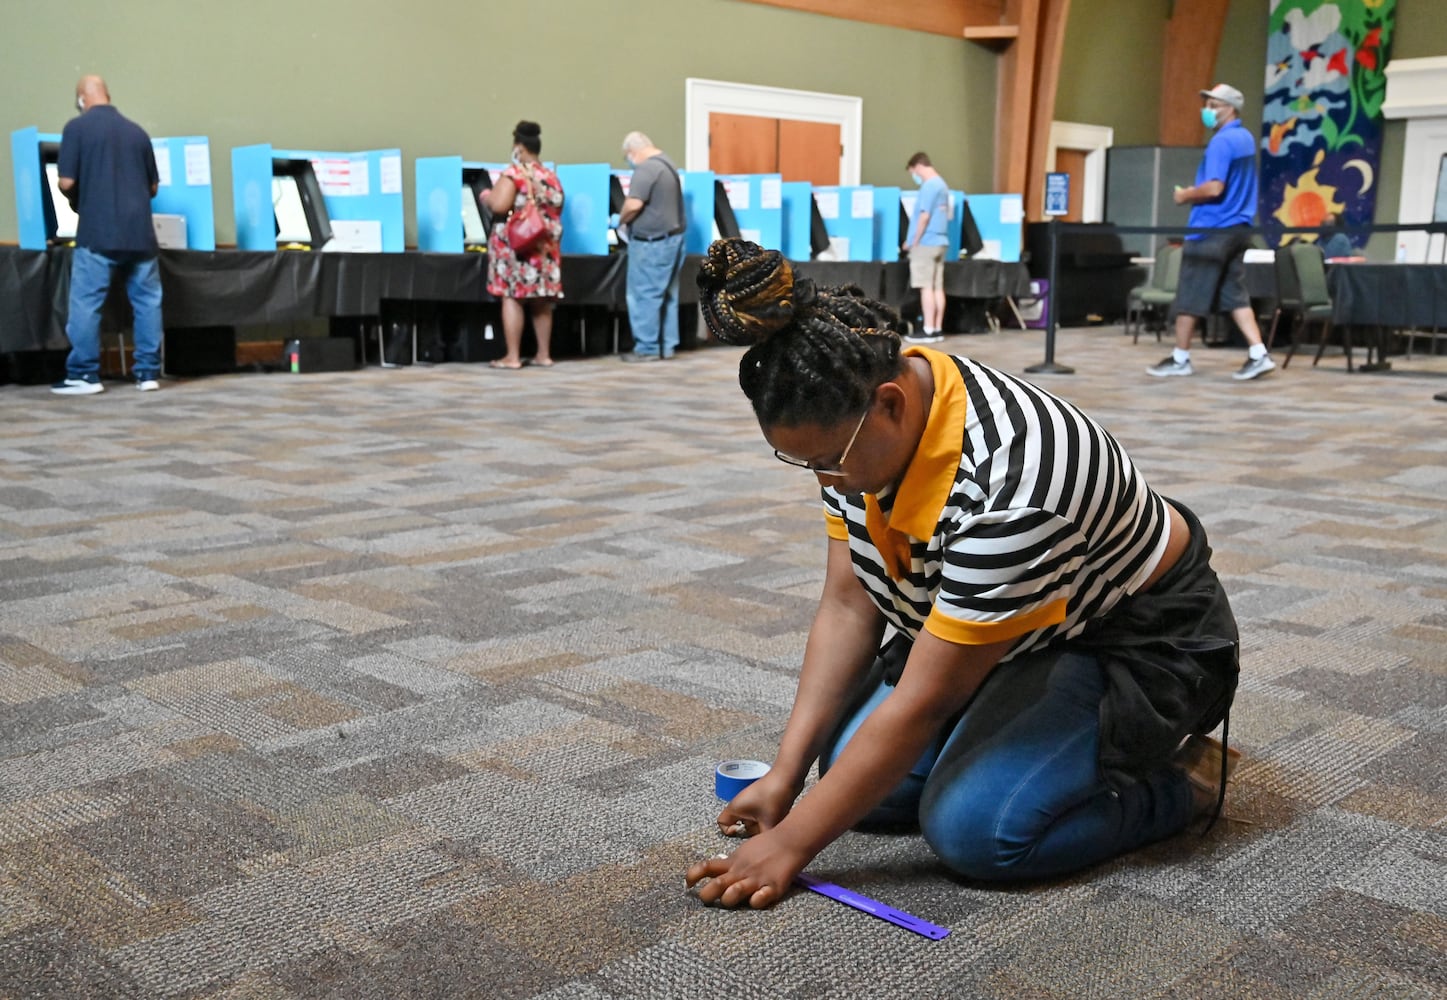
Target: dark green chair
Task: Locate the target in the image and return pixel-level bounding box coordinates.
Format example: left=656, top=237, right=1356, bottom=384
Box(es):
left=1283, top=242, right=1344, bottom=370
left=1126, top=242, right=1182, bottom=344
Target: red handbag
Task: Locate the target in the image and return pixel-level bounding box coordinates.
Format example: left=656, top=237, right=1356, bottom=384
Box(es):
left=505, top=165, right=550, bottom=256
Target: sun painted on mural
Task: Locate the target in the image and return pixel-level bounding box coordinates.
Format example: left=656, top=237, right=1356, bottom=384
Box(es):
left=1260, top=0, right=1394, bottom=247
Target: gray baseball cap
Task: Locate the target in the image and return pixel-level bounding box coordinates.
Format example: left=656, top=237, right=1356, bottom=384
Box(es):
left=1200, top=83, right=1245, bottom=111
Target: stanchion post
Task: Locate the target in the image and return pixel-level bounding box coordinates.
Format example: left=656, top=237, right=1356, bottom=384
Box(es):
left=1026, top=216, right=1074, bottom=375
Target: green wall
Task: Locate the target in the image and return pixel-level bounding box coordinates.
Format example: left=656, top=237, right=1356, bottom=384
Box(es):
left=1056, top=0, right=1175, bottom=145
left=0, top=0, right=996, bottom=245
left=1058, top=0, right=1270, bottom=142
left=5, top=0, right=1433, bottom=250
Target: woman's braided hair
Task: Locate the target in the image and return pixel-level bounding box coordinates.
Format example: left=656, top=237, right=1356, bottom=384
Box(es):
left=696, top=239, right=906, bottom=427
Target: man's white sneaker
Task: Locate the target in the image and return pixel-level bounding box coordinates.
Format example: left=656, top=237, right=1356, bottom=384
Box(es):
left=1232, top=354, right=1277, bottom=381
left=50, top=378, right=104, bottom=395
left=136, top=378, right=161, bottom=392
left=1146, top=356, right=1194, bottom=377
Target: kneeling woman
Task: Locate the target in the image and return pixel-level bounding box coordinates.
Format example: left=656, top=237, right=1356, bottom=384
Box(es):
left=686, top=240, right=1240, bottom=909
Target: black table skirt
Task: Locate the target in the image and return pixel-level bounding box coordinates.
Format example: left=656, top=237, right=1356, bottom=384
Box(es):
left=1328, top=263, right=1447, bottom=328
left=0, top=245, right=1029, bottom=354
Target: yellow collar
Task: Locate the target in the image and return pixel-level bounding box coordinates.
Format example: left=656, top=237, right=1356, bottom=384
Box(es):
left=863, top=346, right=967, bottom=576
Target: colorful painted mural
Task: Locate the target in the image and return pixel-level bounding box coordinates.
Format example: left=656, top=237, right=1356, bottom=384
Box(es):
left=1260, top=0, right=1395, bottom=249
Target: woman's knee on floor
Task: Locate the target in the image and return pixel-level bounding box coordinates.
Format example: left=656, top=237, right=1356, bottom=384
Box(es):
left=918, top=790, right=1032, bottom=881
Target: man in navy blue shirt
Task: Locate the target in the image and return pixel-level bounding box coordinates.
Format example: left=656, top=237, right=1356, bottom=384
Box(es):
left=51, top=75, right=164, bottom=395
left=1148, top=83, right=1275, bottom=382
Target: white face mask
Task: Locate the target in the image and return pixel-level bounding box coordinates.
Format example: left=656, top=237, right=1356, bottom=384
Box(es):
left=76, top=95, right=85, bottom=112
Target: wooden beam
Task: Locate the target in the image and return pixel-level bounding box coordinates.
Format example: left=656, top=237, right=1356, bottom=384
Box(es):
left=1159, top=0, right=1231, bottom=145
left=1023, top=0, right=1071, bottom=219
left=734, top=0, right=1006, bottom=39
left=963, top=24, right=1019, bottom=50
left=993, top=0, right=1040, bottom=194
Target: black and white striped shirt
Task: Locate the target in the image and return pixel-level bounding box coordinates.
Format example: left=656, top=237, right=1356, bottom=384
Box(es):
left=822, top=348, right=1170, bottom=659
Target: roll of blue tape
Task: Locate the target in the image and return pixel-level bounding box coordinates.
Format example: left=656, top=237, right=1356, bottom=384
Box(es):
left=715, top=759, right=771, bottom=801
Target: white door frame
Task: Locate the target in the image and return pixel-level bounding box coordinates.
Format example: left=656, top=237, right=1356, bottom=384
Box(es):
left=1047, top=121, right=1114, bottom=223
left=684, top=78, right=862, bottom=185
left=1384, top=56, right=1447, bottom=262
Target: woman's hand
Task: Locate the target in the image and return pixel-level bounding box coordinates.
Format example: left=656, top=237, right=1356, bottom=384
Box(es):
left=715, top=771, right=798, bottom=838
left=685, top=827, right=810, bottom=909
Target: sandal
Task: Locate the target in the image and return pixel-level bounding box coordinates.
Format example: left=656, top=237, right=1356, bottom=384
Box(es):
left=531, top=359, right=555, bottom=368
left=488, top=359, right=524, bottom=370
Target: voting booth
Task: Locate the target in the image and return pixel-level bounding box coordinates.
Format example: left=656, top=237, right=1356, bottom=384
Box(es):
left=872, top=186, right=903, bottom=262
left=12, top=128, right=70, bottom=250
left=233, top=144, right=404, bottom=252
left=12, top=127, right=216, bottom=251
left=780, top=181, right=813, bottom=261
left=554, top=163, right=612, bottom=256
left=717, top=174, right=783, bottom=251
left=415, top=156, right=503, bottom=253
left=150, top=136, right=217, bottom=250
left=678, top=171, right=716, bottom=255
left=814, top=186, right=876, bottom=262
left=967, top=194, right=1025, bottom=263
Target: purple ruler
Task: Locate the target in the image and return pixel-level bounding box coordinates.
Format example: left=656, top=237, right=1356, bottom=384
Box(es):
left=794, top=873, right=950, bottom=940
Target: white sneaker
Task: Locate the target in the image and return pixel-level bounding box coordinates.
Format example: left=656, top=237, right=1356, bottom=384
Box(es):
left=1146, top=356, right=1194, bottom=377
left=1232, top=354, right=1277, bottom=381
left=50, top=377, right=104, bottom=395
left=136, top=378, right=161, bottom=392
left=903, top=331, right=944, bottom=345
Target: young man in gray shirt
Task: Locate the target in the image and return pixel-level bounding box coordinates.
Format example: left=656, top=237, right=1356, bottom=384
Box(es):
left=619, top=131, right=687, bottom=361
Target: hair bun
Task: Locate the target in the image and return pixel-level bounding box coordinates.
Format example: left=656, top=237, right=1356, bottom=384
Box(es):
left=514, top=120, right=542, bottom=138
left=697, top=239, right=800, bottom=346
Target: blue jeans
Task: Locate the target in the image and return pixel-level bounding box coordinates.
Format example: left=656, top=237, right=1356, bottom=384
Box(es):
left=625, top=233, right=686, bottom=357
left=66, top=247, right=164, bottom=380
left=821, top=645, right=1195, bottom=882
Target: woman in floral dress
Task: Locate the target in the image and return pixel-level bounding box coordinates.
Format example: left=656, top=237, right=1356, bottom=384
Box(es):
left=483, top=120, right=564, bottom=368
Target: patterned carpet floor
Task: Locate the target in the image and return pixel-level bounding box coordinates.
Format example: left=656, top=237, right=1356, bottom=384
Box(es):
left=2, top=327, right=1444, bottom=999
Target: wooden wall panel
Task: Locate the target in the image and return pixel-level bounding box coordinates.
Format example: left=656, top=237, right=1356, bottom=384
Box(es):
left=1159, top=0, right=1231, bottom=145
left=736, top=0, right=1006, bottom=38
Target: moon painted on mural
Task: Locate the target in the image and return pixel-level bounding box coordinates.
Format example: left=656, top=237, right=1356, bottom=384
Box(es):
left=1342, top=158, right=1374, bottom=194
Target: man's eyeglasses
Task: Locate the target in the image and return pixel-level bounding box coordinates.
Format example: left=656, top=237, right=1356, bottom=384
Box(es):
left=774, top=405, right=870, bottom=477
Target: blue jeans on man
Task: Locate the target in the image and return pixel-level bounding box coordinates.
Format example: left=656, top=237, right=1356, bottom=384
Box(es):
left=625, top=233, right=686, bottom=358
left=65, top=246, right=164, bottom=381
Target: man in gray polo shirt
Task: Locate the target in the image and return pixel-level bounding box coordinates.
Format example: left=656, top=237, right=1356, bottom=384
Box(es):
left=619, top=132, right=687, bottom=362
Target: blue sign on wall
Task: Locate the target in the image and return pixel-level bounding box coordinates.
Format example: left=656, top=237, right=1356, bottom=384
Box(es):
left=1044, top=172, right=1070, bottom=217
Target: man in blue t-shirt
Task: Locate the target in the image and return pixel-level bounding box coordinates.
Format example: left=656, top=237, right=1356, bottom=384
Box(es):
left=1148, top=83, right=1275, bottom=382
left=904, top=152, right=952, bottom=345
left=51, top=75, right=164, bottom=395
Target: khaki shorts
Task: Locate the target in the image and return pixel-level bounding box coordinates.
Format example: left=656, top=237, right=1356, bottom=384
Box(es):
left=909, top=244, right=946, bottom=290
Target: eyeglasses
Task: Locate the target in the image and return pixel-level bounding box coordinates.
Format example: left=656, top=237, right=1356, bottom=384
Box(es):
left=774, top=405, right=870, bottom=477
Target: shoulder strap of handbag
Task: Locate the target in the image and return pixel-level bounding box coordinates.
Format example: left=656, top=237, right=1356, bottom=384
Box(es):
left=522, top=161, right=540, bottom=207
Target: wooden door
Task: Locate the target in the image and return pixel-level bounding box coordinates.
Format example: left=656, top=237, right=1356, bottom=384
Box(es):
left=1054, top=148, right=1087, bottom=222
left=709, top=113, right=779, bottom=175
left=709, top=113, right=842, bottom=186
left=778, top=119, right=841, bottom=185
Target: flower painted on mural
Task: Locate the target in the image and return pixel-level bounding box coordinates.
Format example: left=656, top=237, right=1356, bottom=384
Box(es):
left=1273, top=151, right=1347, bottom=231
left=1357, top=26, right=1383, bottom=69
